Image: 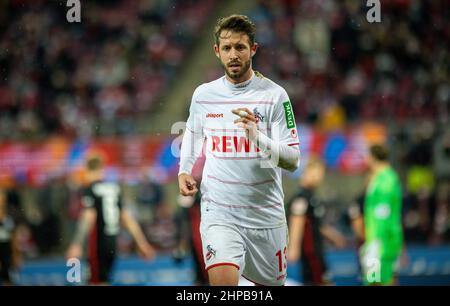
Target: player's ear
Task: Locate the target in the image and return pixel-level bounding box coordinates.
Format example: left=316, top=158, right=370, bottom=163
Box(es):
left=213, top=44, right=220, bottom=59
left=250, top=42, right=258, bottom=57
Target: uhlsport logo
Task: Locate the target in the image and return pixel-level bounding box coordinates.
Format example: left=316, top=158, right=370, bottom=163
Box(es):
left=206, top=113, right=224, bottom=118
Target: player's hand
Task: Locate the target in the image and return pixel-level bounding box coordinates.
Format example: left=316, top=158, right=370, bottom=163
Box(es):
left=137, top=242, right=156, bottom=261
left=178, top=173, right=198, bottom=196
left=232, top=108, right=258, bottom=141
left=66, top=243, right=83, bottom=259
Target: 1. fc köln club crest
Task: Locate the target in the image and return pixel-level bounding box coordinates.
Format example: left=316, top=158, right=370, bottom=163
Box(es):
left=253, top=108, right=264, bottom=123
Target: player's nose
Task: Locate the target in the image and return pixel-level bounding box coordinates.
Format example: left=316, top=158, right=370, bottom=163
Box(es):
left=229, top=48, right=238, bottom=60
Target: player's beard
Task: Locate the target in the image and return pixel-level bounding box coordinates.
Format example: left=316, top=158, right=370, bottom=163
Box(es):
left=223, top=59, right=251, bottom=82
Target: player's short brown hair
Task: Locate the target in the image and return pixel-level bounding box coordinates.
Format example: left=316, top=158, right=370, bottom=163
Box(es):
left=214, top=14, right=256, bottom=46
left=369, top=144, right=389, bottom=161
left=86, top=154, right=103, bottom=171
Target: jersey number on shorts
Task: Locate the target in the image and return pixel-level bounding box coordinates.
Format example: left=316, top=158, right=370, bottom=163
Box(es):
left=276, top=247, right=287, bottom=272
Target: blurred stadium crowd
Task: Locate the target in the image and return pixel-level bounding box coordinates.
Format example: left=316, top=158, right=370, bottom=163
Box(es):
left=0, top=0, right=449, bottom=267
left=0, top=0, right=215, bottom=139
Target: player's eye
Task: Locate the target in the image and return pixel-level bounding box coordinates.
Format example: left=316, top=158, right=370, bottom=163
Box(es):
left=222, top=46, right=231, bottom=51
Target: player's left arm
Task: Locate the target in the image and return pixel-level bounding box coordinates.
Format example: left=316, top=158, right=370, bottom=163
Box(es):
left=120, top=210, right=155, bottom=260
left=233, top=91, right=300, bottom=172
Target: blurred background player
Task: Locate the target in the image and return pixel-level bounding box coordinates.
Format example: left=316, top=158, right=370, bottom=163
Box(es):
left=0, top=190, right=21, bottom=286
left=360, top=144, right=404, bottom=286
left=287, top=157, right=346, bottom=285
left=66, top=154, right=155, bottom=285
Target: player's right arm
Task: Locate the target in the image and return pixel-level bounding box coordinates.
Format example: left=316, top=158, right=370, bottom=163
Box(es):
left=178, top=86, right=204, bottom=196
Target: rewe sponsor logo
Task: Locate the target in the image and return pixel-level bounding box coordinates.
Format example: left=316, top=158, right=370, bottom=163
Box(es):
left=206, top=113, right=224, bottom=118
left=211, top=135, right=260, bottom=153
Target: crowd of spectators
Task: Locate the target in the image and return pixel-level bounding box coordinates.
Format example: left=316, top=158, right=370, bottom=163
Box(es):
left=0, top=0, right=216, bottom=141
left=243, top=0, right=449, bottom=127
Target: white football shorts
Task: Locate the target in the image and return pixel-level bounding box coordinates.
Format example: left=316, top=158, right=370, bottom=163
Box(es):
left=200, top=221, right=288, bottom=286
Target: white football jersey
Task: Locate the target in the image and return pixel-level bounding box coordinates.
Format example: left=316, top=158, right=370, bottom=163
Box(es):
left=185, top=71, right=299, bottom=228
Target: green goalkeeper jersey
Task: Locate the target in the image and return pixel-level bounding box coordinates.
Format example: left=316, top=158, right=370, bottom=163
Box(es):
left=364, top=166, right=403, bottom=259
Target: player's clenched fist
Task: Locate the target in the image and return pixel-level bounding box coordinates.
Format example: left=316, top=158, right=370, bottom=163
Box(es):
left=178, top=173, right=198, bottom=196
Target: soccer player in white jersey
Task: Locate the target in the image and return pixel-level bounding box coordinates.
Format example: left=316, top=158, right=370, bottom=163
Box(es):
left=178, top=15, right=300, bottom=286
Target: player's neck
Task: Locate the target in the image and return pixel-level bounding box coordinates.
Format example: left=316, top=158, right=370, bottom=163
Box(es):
left=225, top=68, right=254, bottom=85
